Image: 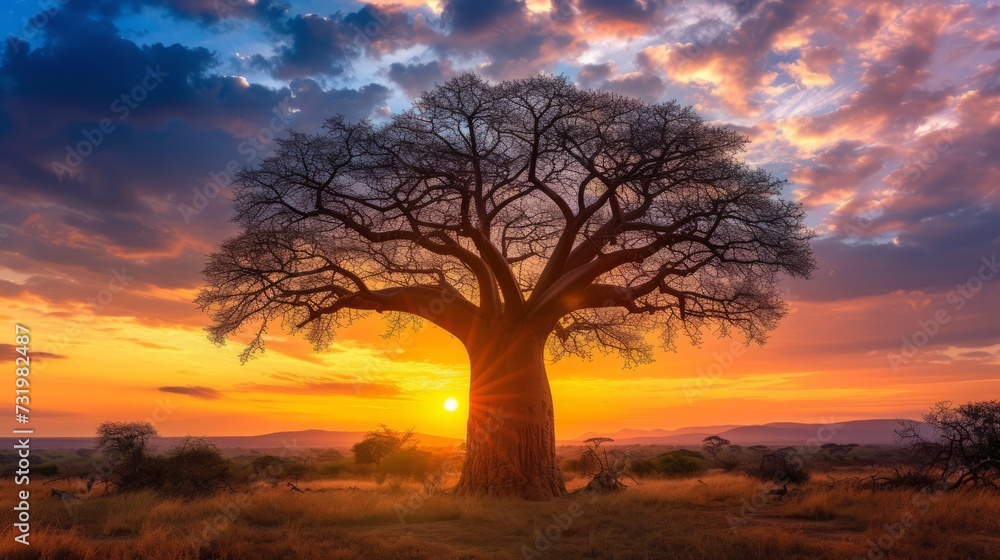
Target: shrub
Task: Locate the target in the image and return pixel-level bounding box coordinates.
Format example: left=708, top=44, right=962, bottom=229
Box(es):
left=379, top=448, right=442, bottom=481
left=897, top=400, right=1000, bottom=489
left=628, top=458, right=658, bottom=477
left=654, top=453, right=707, bottom=477
left=34, top=463, right=60, bottom=477
left=159, top=437, right=231, bottom=496
left=742, top=449, right=810, bottom=484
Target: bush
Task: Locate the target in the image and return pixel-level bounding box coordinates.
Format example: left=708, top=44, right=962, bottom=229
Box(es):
left=742, top=450, right=810, bottom=484
left=561, top=458, right=587, bottom=474
left=379, top=448, right=442, bottom=481
left=654, top=452, right=707, bottom=477
left=718, top=458, right=740, bottom=472
left=628, top=458, right=658, bottom=477
left=158, top=437, right=231, bottom=496
left=668, top=449, right=707, bottom=461
left=250, top=455, right=296, bottom=486
left=34, top=463, right=60, bottom=477
left=897, top=400, right=1000, bottom=489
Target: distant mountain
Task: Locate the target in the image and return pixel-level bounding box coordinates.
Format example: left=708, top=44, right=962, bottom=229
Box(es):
left=5, top=420, right=931, bottom=452
left=4, top=430, right=463, bottom=451
left=562, top=419, right=930, bottom=446
left=574, top=425, right=743, bottom=441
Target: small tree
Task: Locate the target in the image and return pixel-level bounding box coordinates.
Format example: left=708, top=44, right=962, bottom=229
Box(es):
left=160, top=437, right=231, bottom=496
left=820, top=443, right=858, bottom=457
left=352, top=425, right=415, bottom=468
left=579, top=437, right=633, bottom=493
left=702, top=435, right=731, bottom=462
left=95, top=421, right=158, bottom=464
left=897, top=400, right=1000, bottom=489
left=742, top=447, right=810, bottom=484
left=94, top=421, right=159, bottom=492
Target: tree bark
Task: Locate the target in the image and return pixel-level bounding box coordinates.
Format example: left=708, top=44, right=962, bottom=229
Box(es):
left=456, top=326, right=567, bottom=500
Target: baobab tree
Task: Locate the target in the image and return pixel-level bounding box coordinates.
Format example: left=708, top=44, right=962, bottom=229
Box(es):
left=197, top=74, right=814, bottom=499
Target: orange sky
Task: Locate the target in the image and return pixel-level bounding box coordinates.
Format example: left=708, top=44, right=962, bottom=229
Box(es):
left=7, top=278, right=998, bottom=439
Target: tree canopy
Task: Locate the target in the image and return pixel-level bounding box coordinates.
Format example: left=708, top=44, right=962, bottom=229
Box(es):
left=197, top=73, right=814, bottom=366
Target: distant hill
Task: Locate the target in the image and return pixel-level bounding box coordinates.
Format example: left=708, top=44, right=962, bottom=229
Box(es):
left=574, top=425, right=743, bottom=441
left=4, top=420, right=932, bottom=452
left=562, top=419, right=931, bottom=446
left=1, top=430, right=463, bottom=451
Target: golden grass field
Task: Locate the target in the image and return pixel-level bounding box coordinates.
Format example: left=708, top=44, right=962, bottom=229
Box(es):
left=1, top=471, right=999, bottom=560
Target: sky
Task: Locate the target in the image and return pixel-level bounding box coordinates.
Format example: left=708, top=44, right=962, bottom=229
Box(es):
left=1, top=0, right=998, bottom=440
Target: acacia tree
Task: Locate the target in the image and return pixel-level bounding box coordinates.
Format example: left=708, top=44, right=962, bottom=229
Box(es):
left=352, top=424, right=415, bottom=467
left=897, top=401, right=1000, bottom=488
left=197, top=74, right=814, bottom=499
left=702, top=435, right=731, bottom=462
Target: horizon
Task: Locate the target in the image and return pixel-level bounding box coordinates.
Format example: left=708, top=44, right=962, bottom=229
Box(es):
left=18, top=415, right=925, bottom=440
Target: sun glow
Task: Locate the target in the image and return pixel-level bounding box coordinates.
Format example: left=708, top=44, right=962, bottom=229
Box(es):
left=443, top=397, right=459, bottom=412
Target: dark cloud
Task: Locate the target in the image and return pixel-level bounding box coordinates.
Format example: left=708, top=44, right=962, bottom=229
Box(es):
left=577, top=62, right=613, bottom=87
left=577, top=0, right=674, bottom=31
left=600, top=72, right=666, bottom=102
left=42, top=0, right=292, bottom=26
left=0, top=6, right=395, bottom=316
left=284, top=78, right=391, bottom=132
left=236, top=372, right=408, bottom=399
left=262, top=5, right=417, bottom=79
left=0, top=344, right=66, bottom=360
left=159, top=385, right=224, bottom=399
left=442, top=0, right=526, bottom=34
left=387, top=60, right=450, bottom=97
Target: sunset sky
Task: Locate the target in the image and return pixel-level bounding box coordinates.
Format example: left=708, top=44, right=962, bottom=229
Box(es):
left=1, top=0, right=998, bottom=440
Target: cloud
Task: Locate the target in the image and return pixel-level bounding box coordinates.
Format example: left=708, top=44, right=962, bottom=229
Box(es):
left=159, top=385, right=225, bottom=399
left=387, top=60, right=451, bottom=97
left=259, top=5, right=418, bottom=79
left=235, top=372, right=409, bottom=399
left=789, top=140, right=890, bottom=208
left=577, top=62, right=614, bottom=87
left=0, top=344, right=67, bottom=360
left=600, top=71, right=666, bottom=102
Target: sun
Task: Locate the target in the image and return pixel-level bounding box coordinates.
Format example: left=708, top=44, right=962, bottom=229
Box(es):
left=443, top=397, right=459, bottom=412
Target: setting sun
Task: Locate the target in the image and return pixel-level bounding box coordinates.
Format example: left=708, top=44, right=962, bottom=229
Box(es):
left=444, top=397, right=459, bottom=412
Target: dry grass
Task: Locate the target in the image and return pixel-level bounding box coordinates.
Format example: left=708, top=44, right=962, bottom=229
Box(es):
left=2, top=472, right=999, bottom=559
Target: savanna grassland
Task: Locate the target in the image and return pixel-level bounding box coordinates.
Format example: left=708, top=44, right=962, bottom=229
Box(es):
left=2, top=468, right=999, bottom=560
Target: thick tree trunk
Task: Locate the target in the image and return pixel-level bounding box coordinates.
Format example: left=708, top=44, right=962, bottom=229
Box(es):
left=456, top=327, right=566, bottom=500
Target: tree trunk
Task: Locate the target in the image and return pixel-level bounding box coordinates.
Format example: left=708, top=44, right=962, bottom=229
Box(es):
left=456, top=327, right=566, bottom=500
